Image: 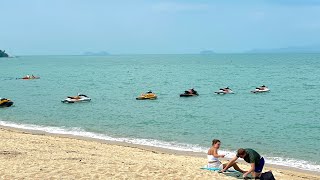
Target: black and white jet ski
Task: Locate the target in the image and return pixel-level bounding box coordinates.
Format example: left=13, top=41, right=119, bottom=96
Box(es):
left=180, top=88, right=199, bottom=97
left=61, top=94, right=91, bottom=103
left=215, top=87, right=234, bottom=94
left=251, top=86, right=270, bottom=93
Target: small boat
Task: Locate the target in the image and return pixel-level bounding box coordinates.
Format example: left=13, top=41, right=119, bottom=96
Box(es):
left=215, top=87, right=234, bottom=94
left=19, top=75, right=40, bottom=80
left=136, top=91, right=157, bottom=100
left=22, top=76, right=40, bottom=80
left=251, top=86, right=270, bottom=93
left=0, top=98, right=14, bottom=107
left=180, top=89, right=199, bottom=97
left=61, top=94, right=91, bottom=103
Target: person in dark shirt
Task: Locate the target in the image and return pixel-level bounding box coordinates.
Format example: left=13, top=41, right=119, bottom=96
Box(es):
left=221, top=148, right=265, bottom=178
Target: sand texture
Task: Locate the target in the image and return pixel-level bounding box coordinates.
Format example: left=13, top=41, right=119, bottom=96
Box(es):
left=0, top=127, right=319, bottom=179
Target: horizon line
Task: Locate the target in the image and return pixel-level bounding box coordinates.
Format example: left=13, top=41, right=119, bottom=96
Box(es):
left=9, top=52, right=320, bottom=56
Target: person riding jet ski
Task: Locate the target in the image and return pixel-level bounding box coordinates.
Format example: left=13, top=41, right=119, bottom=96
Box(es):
left=180, top=88, right=199, bottom=97
left=136, top=91, right=157, bottom=100
left=251, top=85, right=270, bottom=93
left=0, top=98, right=14, bottom=107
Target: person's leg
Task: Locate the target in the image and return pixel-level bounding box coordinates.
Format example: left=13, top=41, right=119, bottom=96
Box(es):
left=252, top=172, right=261, bottom=179
left=223, top=163, right=245, bottom=173
left=232, top=162, right=246, bottom=173
left=252, top=157, right=265, bottom=178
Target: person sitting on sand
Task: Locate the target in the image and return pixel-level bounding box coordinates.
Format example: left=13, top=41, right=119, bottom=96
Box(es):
left=207, top=139, right=245, bottom=173
left=221, top=148, right=264, bottom=178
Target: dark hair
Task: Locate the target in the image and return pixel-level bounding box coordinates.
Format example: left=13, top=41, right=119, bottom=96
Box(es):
left=212, top=139, right=221, bottom=145
left=237, top=148, right=246, bottom=156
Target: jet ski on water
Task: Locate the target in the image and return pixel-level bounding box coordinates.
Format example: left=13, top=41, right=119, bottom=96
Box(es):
left=180, top=88, right=199, bottom=97
left=215, top=87, right=234, bottom=94
left=0, top=98, right=14, bottom=107
left=136, top=91, right=157, bottom=100
left=61, top=94, right=91, bottom=103
left=18, top=74, right=40, bottom=80
left=251, top=85, right=270, bottom=93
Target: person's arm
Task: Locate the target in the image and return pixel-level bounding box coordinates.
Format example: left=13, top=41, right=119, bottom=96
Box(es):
left=213, top=149, right=225, bottom=158
left=221, top=156, right=238, bottom=172
left=243, top=163, right=255, bottom=177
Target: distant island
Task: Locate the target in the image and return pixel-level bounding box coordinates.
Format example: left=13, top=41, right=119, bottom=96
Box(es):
left=200, top=50, right=215, bottom=54
left=82, top=51, right=110, bottom=56
left=0, top=50, right=9, bottom=57
left=247, top=45, right=320, bottom=53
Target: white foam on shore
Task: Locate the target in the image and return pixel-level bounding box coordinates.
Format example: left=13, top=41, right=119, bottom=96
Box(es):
left=0, top=120, right=319, bottom=172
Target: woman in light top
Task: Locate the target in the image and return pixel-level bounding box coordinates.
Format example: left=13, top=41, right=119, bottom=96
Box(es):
left=207, top=139, right=245, bottom=173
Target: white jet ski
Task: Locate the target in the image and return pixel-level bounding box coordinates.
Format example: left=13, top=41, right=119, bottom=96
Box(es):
left=61, top=94, right=91, bottom=103
left=215, top=87, right=234, bottom=94
left=251, top=87, right=270, bottom=93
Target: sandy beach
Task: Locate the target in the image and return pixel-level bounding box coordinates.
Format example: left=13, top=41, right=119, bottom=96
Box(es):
left=0, top=127, right=319, bottom=179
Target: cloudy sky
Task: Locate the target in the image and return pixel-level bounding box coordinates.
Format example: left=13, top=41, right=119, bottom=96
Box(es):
left=1, top=0, right=320, bottom=55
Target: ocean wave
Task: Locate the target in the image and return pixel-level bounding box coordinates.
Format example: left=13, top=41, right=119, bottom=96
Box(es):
left=0, top=120, right=319, bottom=172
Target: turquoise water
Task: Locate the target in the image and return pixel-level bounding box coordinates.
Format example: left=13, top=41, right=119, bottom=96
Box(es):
left=1, top=54, right=319, bottom=171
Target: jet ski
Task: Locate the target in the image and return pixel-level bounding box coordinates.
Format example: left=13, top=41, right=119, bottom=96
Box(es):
left=61, top=94, right=91, bottom=103
left=136, top=91, right=157, bottom=100
left=215, top=87, right=234, bottom=94
left=0, top=98, right=14, bottom=107
left=22, top=77, right=40, bottom=80
left=19, top=75, right=40, bottom=80
left=180, top=89, right=199, bottom=97
left=251, top=86, right=270, bottom=93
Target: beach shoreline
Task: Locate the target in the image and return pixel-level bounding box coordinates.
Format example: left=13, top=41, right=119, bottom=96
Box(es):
left=0, top=125, right=319, bottom=179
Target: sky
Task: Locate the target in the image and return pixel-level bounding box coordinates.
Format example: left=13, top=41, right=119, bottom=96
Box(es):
left=1, top=0, right=320, bottom=55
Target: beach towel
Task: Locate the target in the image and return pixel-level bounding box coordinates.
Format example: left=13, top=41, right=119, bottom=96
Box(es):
left=200, top=167, right=237, bottom=172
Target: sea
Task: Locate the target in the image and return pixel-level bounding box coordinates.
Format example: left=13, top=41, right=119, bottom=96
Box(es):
left=1, top=54, right=319, bottom=172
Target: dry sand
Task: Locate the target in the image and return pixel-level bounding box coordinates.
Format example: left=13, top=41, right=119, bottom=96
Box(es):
left=0, top=127, right=319, bottom=179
